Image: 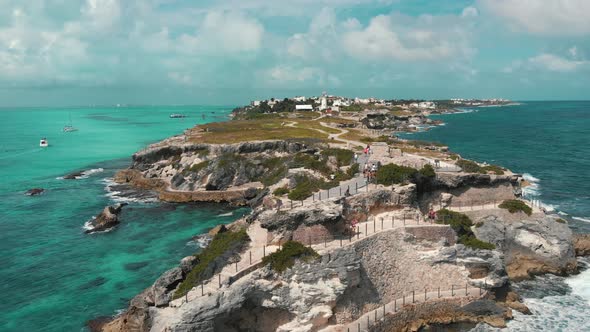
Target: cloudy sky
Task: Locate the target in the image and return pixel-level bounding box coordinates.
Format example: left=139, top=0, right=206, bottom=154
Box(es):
left=0, top=0, right=589, bottom=106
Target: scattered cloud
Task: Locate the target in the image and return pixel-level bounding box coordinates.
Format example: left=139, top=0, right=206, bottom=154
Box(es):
left=503, top=50, right=589, bottom=73
left=479, top=0, right=590, bottom=35
left=461, top=6, right=478, bottom=18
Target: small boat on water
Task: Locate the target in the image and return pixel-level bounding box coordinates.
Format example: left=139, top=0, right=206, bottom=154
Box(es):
left=40, top=138, right=48, bottom=147
left=63, top=113, right=78, bottom=132
left=170, top=113, right=186, bottom=118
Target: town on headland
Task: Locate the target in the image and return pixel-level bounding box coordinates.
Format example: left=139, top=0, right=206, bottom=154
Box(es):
left=89, top=94, right=588, bottom=332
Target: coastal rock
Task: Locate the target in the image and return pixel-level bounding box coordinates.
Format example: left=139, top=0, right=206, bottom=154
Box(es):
left=573, top=234, right=590, bottom=256
left=25, top=188, right=45, bottom=196
left=473, top=214, right=577, bottom=280
left=63, top=170, right=84, bottom=179
left=208, top=224, right=227, bottom=236
left=258, top=199, right=343, bottom=233
left=152, top=267, right=184, bottom=307
left=434, top=173, right=514, bottom=189
left=85, top=203, right=127, bottom=234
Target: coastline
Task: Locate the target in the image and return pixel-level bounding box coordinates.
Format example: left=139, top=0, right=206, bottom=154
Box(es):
left=89, top=101, right=590, bottom=332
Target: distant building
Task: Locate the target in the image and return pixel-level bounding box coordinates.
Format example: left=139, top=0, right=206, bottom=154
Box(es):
left=251, top=100, right=261, bottom=106
left=295, top=104, right=313, bottom=111
left=319, top=92, right=328, bottom=111
left=293, top=96, right=307, bottom=102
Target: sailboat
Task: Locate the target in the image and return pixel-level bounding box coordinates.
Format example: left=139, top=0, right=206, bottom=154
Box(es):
left=63, top=113, right=78, bottom=132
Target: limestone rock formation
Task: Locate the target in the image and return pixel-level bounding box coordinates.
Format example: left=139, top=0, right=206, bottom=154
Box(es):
left=85, top=203, right=127, bottom=234
left=473, top=214, right=577, bottom=280
left=573, top=234, right=590, bottom=256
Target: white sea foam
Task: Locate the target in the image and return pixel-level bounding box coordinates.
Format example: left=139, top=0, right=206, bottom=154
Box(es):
left=558, top=211, right=569, bottom=216
left=217, top=212, right=233, bottom=217
left=83, top=218, right=95, bottom=230
left=573, top=216, right=590, bottom=223
left=80, top=168, right=104, bottom=178
left=102, top=178, right=158, bottom=203
left=522, top=173, right=540, bottom=183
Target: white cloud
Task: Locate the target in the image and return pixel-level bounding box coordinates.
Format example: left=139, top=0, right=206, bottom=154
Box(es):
left=479, top=0, right=590, bottom=35
left=266, top=65, right=318, bottom=82
left=504, top=51, right=588, bottom=73
left=461, top=6, right=478, bottom=18
left=529, top=54, right=587, bottom=72
left=342, top=14, right=471, bottom=61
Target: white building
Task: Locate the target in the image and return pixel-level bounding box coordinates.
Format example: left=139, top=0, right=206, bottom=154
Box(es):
left=251, top=100, right=261, bottom=107
left=293, top=96, right=307, bottom=102
left=295, top=104, right=313, bottom=111
left=354, top=97, right=371, bottom=104
left=319, top=92, right=328, bottom=111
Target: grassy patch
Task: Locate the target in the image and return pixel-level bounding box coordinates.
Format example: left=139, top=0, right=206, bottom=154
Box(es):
left=456, top=159, right=504, bottom=175
left=555, top=218, right=567, bottom=224
left=287, top=174, right=337, bottom=200
left=375, top=164, right=418, bottom=185
left=436, top=209, right=495, bottom=250
left=419, top=164, right=436, bottom=178
left=189, top=119, right=328, bottom=144
left=321, top=148, right=354, bottom=166
left=347, top=163, right=360, bottom=177
left=273, top=187, right=289, bottom=196
left=499, top=199, right=532, bottom=216
left=262, top=241, right=320, bottom=273
left=174, top=229, right=250, bottom=299
left=258, top=157, right=289, bottom=186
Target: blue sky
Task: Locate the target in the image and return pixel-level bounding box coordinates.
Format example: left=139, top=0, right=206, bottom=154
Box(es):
left=0, top=0, right=589, bottom=106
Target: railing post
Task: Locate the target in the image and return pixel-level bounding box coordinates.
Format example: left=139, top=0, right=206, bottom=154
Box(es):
left=373, top=219, right=375, bottom=233
left=403, top=294, right=405, bottom=305
left=328, top=190, right=330, bottom=199
left=324, top=236, right=327, bottom=248
left=290, top=200, right=293, bottom=209
left=340, top=238, right=343, bottom=247
left=412, top=290, right=415, bottom=303
left=452, top=285, right=454, bottom=296
left=355, top=182, right=358, bottom=192
left=381, top=217, right=383, bottom=230
left=319, top=192, right=322, bottom=200
left=249, top=251, right=252, bottom=265
left=383, top=304, right=386, bottom=318
left=367, top=315, right=369, bottom=327
left=340, top=187, right=342, bottom=196
left=218, top=274, right=221, bottom=288
left=392, top=216, right=394, bottom=228
left=424, top=289, right=427, bottom=301
left=201, top=282, right=204, bottom=296
left=235, top=262, right=238, bottom=272
left=357, top=226, right=360, bottom=239
left=394, top=299, right=397, bottom=312
left=313, top=194, right=315, bottom=202
left=263, top=245, right=266, bottom=257
left=365, top=223, right=367, bottom=236
left=438, top=287, right=440, bottom=298
left=465, top=283, right=468, bottom=296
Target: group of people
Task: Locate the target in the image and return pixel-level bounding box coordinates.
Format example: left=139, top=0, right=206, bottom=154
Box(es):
left=363, top=162, right=379, bottom=182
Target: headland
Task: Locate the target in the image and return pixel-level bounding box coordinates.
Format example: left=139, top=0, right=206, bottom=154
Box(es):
left=91, top=95, right=589, bottom=332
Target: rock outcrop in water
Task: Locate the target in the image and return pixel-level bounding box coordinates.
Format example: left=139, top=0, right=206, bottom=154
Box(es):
left=85, top=203, right=127, bottom=234
left=25, top=188, right=45, bottom=196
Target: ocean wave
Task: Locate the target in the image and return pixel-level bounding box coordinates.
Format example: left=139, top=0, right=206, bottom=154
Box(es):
left=102, top=178, right=159, bottom=203
left=56, top=168, right=105, bottom=180
left=217, top=212, right=233, bottom=217
left=188, top=234, right=212, bottom=249
left=522, top=173, right=540, bottom=183
left=573, top=216, right=590, bottom=223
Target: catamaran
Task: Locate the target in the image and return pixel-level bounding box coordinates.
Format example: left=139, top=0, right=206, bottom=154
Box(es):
left=63, top=113, right=78, bottom=132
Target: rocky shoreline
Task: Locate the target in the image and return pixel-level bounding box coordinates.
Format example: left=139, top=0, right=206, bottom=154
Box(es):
left=91, top=110, right=590, bottom=332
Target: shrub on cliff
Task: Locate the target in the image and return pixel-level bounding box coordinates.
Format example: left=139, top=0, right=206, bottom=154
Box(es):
left=499, top=199, right=532, bottom=216
left=481, top=165, right=505, bottom=175
left=456, top=159, right=482, bottom=173
left=273, top=187, right=289, bottom=196
left=436, top=209, right=495, bottom=250
left=321, top=148, right=354, bottom=166
left=287, top=174, right=338, bottom=201
left=174, top=229, right=250, bottom=299
left=262, top=241, right=319, bottom=273
left=375, top=164, right=418, bottom=185
left=419, top=164, right=436, bottom=178
left=346, top=163, right=360, bottom=177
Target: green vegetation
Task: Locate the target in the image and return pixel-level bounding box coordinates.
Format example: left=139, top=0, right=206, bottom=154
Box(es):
left=174, top=229, right=250, bottom=299
left=375, top=164, right=418, bottom=185
left=419, top=164, right=436, bottom=178
left=321, top=148, right=354, bottom=166
left=347, top=163, right=360, bottom=177
left=456, top=159, right=482, bottom=173
left=273, top=187, right=289, bottom=196
left=456, top=159, right=504, bottom=175
left=555, top=218, right=567, bottom=224
left=287, top=174, right=337, bottom=200
left=258, top=157, right=289, bottom=186
left=262, top=241, right=320, bottom=273
left=195, top=148, right=210, bottom=158
left=406, top=140, right=445, bottom=148
left=499, top=199, right=532, bottom=216
left=436, top=209, right=496, bottom=250
left=341, top=104, right=364, bottom=112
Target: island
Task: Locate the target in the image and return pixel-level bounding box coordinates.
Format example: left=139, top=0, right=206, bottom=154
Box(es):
left=92, top=95, right=589, bottom=332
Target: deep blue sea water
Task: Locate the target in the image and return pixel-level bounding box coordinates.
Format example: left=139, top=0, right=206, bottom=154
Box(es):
left=404, top=101, right=590, bottom=331
left=0, top=106, right=247, bottom=331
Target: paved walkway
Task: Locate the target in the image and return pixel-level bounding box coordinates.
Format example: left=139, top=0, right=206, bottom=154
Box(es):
left=325, top=286, right=485, bottom=332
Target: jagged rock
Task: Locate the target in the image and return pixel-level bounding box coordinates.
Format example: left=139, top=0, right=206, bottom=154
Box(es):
left=179, top=256, right=198, bottom=274
left=152, top=267, right=184, bottom=307
left=85, top=203, right=127, bottom=234
left=434, top=173, right=514, bottom=189
left=258, top=200, right=343, bottom=232
left=25, top=188, right=44, bottom=196
left=573, top=234, right=590, bottom=256
left=208, top=224, right=227, bottom=236
left=473, top=214, right=577, bottom=280
left=346, top=184, right=417, bottom=211
left=63, top=170, right=85, bottom=179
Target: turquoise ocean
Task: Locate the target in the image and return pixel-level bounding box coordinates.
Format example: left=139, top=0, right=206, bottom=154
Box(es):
left=404, top=101, right=590, bottom=331
left=0, top=106, right=248, bottom=331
